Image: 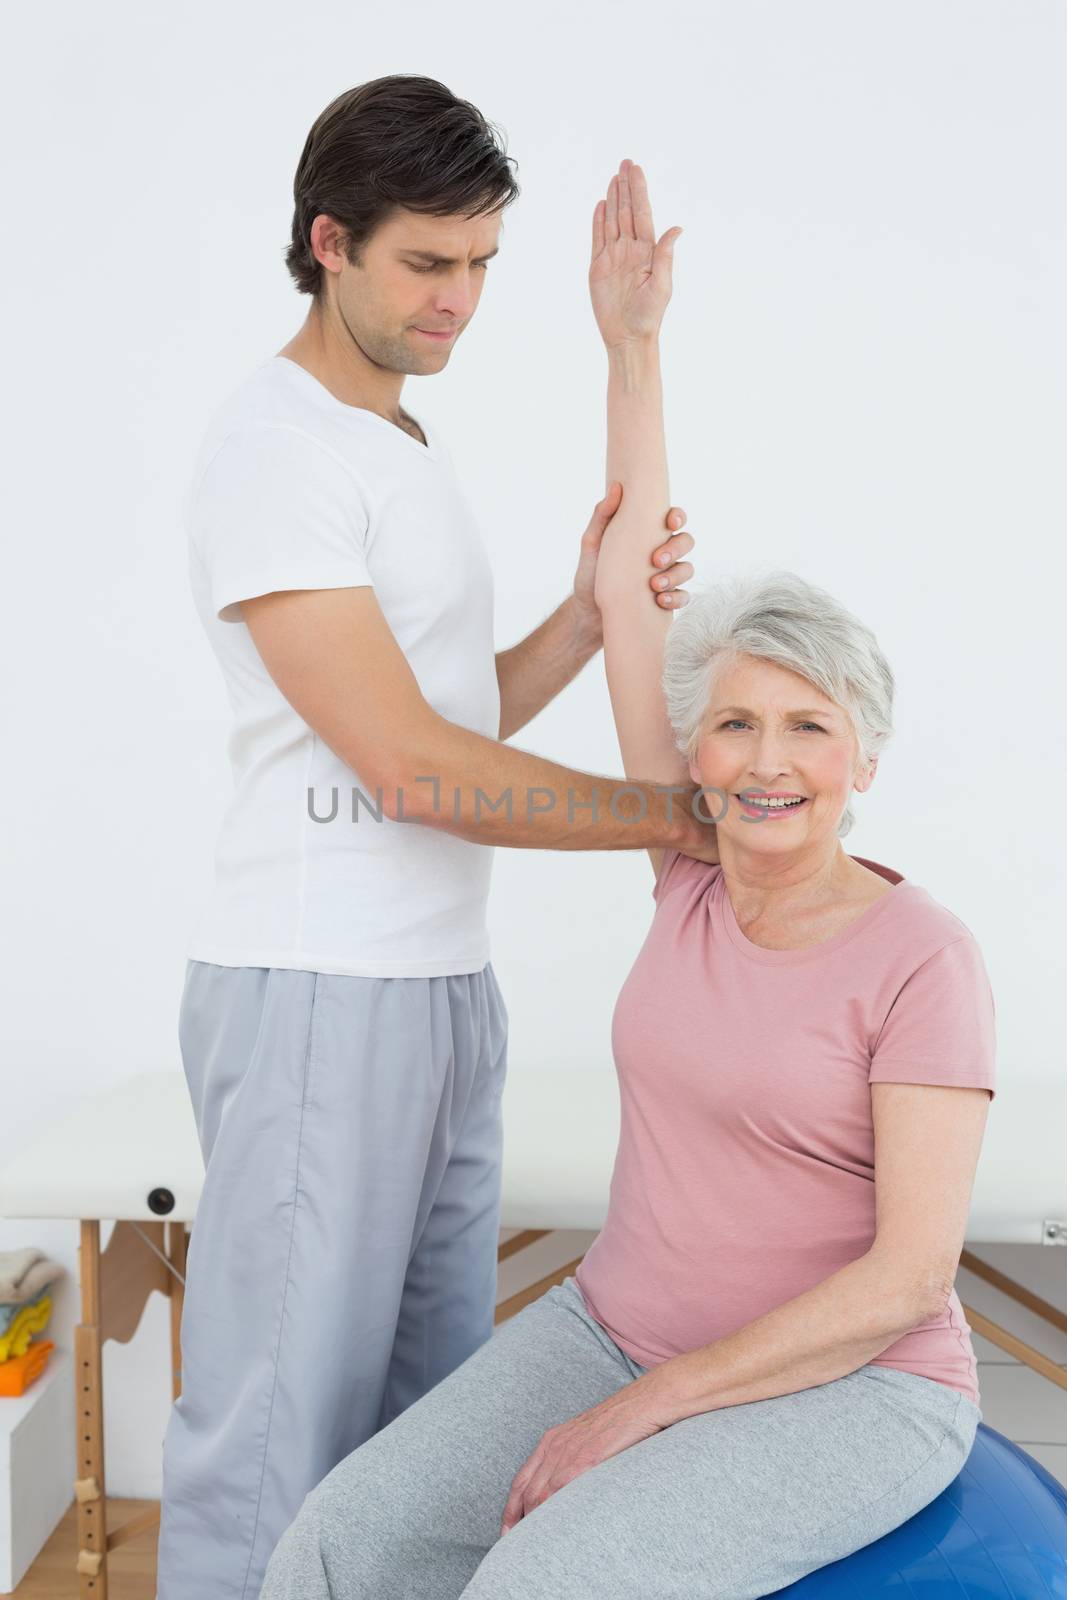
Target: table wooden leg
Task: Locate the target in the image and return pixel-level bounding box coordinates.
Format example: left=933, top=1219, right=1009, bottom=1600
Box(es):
left=167, top=1220, right=187, bottom=1398
left=74, top=1219, right=107, bottom=1596
left=71, top=1217, right=183, bottom=1595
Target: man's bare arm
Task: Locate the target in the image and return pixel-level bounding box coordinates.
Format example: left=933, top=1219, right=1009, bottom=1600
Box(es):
left=240, top=583, right=716, bottom=855
left=494, top=594, right=602, bottom=741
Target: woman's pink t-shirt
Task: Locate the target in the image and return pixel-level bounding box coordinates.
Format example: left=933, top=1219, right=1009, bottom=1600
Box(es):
left=574, top=850, right=997, bottom=1406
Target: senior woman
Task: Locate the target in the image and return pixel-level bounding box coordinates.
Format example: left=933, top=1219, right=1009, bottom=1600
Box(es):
left=260, top=161, right=997, bottom=1600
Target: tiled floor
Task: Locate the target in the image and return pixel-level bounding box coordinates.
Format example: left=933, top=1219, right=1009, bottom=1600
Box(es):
left=498, top=1230, right=1067, bottom=1487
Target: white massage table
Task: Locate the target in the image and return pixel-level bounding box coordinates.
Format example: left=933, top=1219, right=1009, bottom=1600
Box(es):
left=1, top=1067, right=1064, bottom=1598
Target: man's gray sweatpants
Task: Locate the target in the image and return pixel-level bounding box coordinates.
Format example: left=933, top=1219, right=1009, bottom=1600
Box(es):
left=156, top=958, right=509, bottom=1600
left=260, top=1274, right=981, bottom=1599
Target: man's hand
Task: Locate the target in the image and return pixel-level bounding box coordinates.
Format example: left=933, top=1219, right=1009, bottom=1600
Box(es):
left=572, top=483, right=694, bottom=648
left=672, top=781, right=722, bottom=866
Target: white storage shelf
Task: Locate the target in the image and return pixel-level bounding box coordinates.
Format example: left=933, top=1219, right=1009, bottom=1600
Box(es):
left=0, top=1345, right=75, bottom=1594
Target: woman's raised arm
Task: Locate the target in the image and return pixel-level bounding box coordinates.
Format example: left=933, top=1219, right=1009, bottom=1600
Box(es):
left=589, top=160, right=694, bottom=872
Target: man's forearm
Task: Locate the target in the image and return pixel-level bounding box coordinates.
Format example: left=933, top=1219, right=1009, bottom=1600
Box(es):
left=495, top=595, right=602, bottom=740
left=634, top=1252, right=944, bottom=1427
left=375, top=708, right=707, bottom=852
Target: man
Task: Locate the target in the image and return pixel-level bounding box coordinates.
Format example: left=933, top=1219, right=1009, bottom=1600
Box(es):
left=157, top=74, right=717, bottom=1599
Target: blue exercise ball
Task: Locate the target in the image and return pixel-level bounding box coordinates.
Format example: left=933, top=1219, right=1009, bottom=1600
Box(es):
left=772, top=1422, right=1067, bottom=1596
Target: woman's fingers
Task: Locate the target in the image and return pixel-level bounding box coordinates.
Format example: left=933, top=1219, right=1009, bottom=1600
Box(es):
left=596, top=160, right=662, bottom=255
left=617, top=161, right=634, bottom=239
left=652, top=225, right=683, bottom=293
left=627, top=161, right=656, bottom=243
left=606, top=174, right=619, bottom=242
left=592, top=197, right=605, bottom=258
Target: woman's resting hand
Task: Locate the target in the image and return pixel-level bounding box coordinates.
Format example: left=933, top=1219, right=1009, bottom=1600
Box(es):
left=499, top=1369, right=675, bottom=1534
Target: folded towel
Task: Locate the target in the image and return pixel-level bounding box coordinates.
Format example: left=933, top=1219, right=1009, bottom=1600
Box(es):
left=0, top=1339, right=55, bottom=1397
left=0, top=1249, right=64, bottom=1306
left=0, top=1291, right=56, bottom=1336
left=0, top=1295, right=52, bottom=1362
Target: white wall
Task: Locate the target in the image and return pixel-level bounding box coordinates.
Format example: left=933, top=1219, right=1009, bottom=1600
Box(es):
left=2, top=0, right=1063, bottom=1498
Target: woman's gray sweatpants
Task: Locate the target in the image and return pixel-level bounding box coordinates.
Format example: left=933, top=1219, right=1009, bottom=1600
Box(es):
left=260, top=1274, right=981, bottom=1600
left=157, top=959, right=510, bottom=1600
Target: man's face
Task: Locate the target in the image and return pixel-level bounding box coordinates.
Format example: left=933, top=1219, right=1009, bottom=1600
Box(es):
left=331, top=206, right=502, bottom=375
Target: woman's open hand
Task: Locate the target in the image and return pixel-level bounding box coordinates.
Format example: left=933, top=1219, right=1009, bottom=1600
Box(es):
left=589, top=159, right=682, bottom=350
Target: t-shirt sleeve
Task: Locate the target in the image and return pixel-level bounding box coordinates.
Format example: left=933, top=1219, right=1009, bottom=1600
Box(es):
left=652, top=847, right=683, bottom=901
left=652, top=846, right=717, bottom=903
left=191, top=424, right=373, bottom=623
left=869, top=936, right=997, bottom=1101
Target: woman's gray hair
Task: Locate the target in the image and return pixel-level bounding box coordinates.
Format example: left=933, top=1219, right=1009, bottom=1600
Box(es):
left=662, top=569, right=895, bottom=839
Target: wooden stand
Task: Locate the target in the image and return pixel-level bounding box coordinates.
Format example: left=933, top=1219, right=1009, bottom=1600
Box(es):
left=73, top=1218, right=186, bottom=1597
left=958, top=1246, right=1067, bottom=1392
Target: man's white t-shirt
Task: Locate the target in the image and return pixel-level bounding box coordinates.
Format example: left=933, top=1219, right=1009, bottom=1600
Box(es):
left=184, top=354, right=501, bottom=977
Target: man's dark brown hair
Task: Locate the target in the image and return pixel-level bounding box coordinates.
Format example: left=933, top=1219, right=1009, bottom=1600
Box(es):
left=285, top=75, right=520, bottom=298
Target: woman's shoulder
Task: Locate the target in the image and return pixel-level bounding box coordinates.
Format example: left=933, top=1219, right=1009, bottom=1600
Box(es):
left=850, top=855, right=969, bottom=922
left=851, top=856, right=988, bottom=972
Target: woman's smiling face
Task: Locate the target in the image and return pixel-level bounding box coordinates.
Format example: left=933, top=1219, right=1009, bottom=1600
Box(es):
left=687, top=654, right=877, bottom=844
